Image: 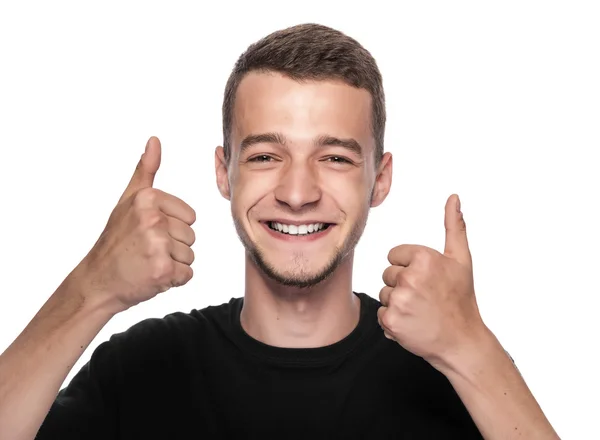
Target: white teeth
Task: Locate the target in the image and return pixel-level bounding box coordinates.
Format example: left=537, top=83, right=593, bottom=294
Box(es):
left=269, top=222, right=328, bottom=235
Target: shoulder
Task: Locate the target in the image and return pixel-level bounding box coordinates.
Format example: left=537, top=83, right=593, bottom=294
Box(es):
left=117, top=297, right=240, bottom=337
left=105, top=297, right=242, bottom=361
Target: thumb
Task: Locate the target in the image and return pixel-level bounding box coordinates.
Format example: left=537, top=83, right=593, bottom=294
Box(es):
left=119, top=136, right=162, bottom=204
left=443, top=194, right=472, bottom=267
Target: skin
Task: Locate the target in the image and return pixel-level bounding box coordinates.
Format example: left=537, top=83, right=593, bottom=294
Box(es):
left=0, top=70, right=559, bottom=439
left=215, top=71, right=392, bottom=348
left=379, top=200, right=560, bottom=439
left=0, top=139, right=197, bottom=440
left=214, top=71, right=560, bottom=438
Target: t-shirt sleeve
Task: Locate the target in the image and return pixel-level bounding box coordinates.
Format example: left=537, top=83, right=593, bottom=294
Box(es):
left=35, top=338, right=122, bottom=440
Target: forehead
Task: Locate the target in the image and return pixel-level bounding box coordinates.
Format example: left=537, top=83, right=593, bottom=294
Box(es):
left=232, top=71, right=373, bottom=150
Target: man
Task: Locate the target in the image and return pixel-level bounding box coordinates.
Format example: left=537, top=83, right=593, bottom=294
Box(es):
left=0, top=23, right=558, bottom=439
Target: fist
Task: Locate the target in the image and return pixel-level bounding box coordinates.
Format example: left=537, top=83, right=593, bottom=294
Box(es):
left=377, top=195, right=485, bottom=368
left=74, top=137, right=196, bottom=312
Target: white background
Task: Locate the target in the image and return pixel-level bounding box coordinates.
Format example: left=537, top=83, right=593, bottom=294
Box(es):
left=1, top=1, right=598, bottom=437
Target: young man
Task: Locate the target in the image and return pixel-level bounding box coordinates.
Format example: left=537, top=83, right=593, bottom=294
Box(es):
left=0, top=24, right=558, bottom=439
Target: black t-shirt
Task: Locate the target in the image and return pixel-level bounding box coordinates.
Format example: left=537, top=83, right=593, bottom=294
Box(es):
left=36, top=292, right=483, bottom=439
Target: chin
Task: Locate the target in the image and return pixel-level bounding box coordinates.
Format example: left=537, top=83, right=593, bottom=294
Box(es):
left=233, top=212, right=366, bottom=288
left=250, top=247, right=344, bottom=289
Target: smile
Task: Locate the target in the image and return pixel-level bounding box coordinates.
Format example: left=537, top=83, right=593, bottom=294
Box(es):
left=267, top=221, right=332, bottom=236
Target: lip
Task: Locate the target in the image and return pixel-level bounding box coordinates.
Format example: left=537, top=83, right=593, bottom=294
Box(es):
left=261, top=221, right=334, bottom=242
left=263, top=219, right=336, bottom=226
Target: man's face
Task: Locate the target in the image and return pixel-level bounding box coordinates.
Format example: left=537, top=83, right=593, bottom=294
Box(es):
left=216, top=71, right=391, bottom=288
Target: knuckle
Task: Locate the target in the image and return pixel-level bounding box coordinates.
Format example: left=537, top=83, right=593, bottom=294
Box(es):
left=399, top=270, right=418, bottom=287
left=380, top=309, right=396, bottom=329
left=415, top=248, right=431, bottom=262
left=140, top=209, right=166, bottom=229
left=414, top=248, right=435, bottom=269
left=133, top=187, right=158, bottom=207
left=144, top=232, right=171, bottom=258
left=388, top=289, right=401, bottom=306
left=389, top=289, right=411, bottom=310
left=150, top=257, right=175, bottom=282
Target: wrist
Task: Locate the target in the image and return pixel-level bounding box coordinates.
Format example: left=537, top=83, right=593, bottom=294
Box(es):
left=429, top=323, right=503, bottom=378
left=427, top=325, right=559, bottom=439
left=61, top=264, right=125, bottom=319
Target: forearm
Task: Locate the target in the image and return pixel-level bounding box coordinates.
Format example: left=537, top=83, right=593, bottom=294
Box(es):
left=437, top=328, right=559, bottom=440
left=0, top=272, right=117, bottom=440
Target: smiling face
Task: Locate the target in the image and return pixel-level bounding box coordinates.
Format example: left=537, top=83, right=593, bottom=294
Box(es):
left=216, top=71, right=392, bottom=288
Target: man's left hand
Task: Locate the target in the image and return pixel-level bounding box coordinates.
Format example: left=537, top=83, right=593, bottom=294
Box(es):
left=377, top=194, right=488, bottom=369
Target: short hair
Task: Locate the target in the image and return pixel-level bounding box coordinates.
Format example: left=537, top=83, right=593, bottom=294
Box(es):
left=222, top=23, right=386, bottom=165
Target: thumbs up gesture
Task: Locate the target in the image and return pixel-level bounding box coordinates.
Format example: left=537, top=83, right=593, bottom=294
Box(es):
left=377, top=194, right=485, bottom=369
left=74, top=137, right=196, bottom=313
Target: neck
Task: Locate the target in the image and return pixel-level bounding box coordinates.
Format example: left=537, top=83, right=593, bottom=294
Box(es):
left=240, top=252, right=361, bottom=348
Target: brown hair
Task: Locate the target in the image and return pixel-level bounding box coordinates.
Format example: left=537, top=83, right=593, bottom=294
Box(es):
left=222, top=23, right=386, bottom=165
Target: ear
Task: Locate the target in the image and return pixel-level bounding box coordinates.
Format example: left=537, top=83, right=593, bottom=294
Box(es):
left=370, top=152, right=393, bottom=208
left=215, top=146, right=231, bottom=200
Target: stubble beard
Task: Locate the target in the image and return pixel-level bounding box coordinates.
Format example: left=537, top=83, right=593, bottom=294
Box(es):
left=232, top=208, right=370, bottom=289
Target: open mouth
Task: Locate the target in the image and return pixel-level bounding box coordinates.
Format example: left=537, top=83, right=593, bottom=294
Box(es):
left=267, top=221, right=333, bottom=236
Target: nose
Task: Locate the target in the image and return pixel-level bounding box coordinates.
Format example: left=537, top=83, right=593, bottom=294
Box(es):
left=273, top=161, right=321, bottom=211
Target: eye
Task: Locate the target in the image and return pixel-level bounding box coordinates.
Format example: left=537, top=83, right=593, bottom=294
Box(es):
left=248, top=154, right=274, bottom=163
left=324, top=156, right=352, bottom=164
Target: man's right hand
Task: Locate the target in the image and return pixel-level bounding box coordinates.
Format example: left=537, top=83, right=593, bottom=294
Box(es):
left=0, top=136, right=197, bottom=440
left=74, top=136, right=196, bottom=313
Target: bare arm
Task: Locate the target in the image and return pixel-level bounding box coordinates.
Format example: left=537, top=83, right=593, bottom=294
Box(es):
left=436, top=327, right=560, bottom=440
left=0, top=271, right=118, bottom=440
left=0, top=137, right=195, bottom=440
left=378, top=195, right=558, bottom=439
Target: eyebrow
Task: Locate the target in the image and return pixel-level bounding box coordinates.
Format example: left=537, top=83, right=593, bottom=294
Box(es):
left=239, top=132, right=364, bottom=157
left=239, top=132, right=287, bottom=154
left=315, top=135, right=363, bottom=157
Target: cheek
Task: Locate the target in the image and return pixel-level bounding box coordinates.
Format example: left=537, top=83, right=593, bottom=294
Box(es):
left=231, top=172, right=278, bottom=214
left=322, top=170, right=371, bottom=212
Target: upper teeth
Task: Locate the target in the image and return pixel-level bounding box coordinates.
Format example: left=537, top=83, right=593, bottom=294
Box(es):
left=269, top=222, right=326, bottom=235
